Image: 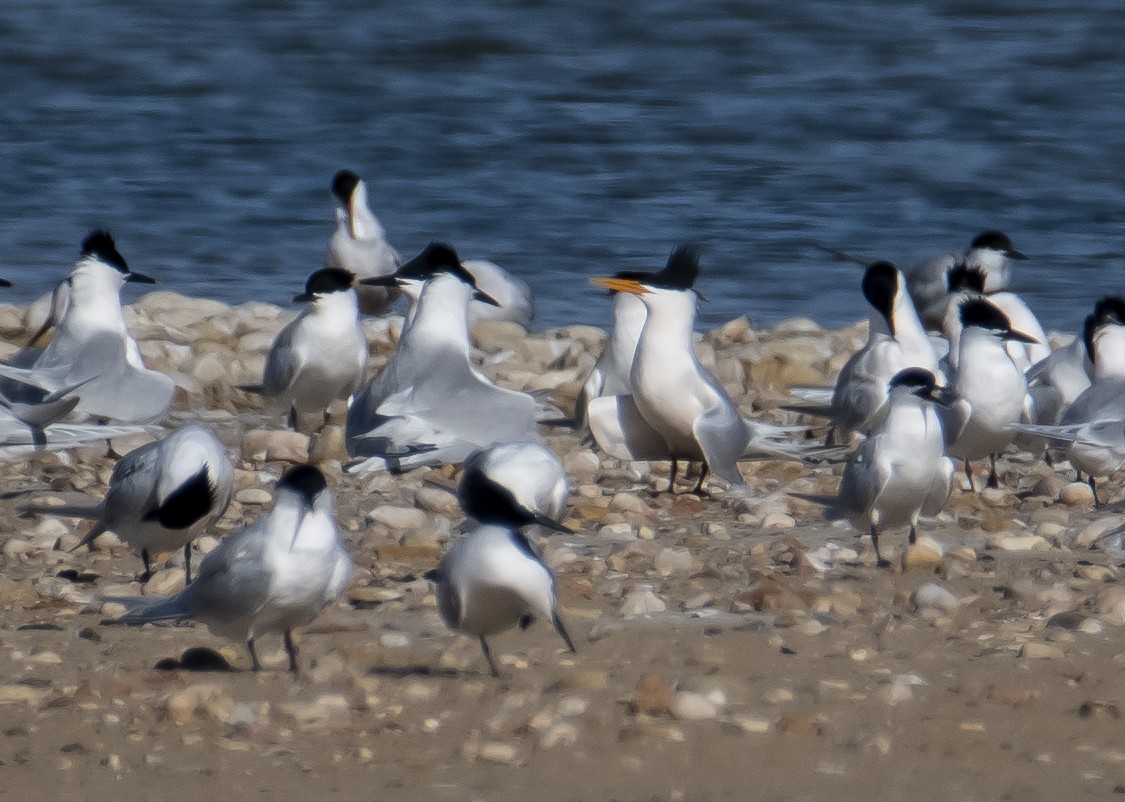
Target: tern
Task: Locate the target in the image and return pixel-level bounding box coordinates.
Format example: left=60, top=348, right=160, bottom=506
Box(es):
left=111, top=465, right=352, bottom=674
left=941, top=264, right=1049, bottom=372
left=906, top=230, right=1027, bottom=332
left=819, top=261, right=941, bottom=441
left=458, top=442, right=571, bottom=533
left=344, top=243, right=541, bottom=473
left=25, top=425, right=235, bottom=583
left=941, top=298, right=1038, bottom=489
left=1012, top=297, right=1125, bottom=504
left=240, top=267, right=368, bottom=432
left=589, top=245, right=752, bottom=492
left=427, top=523, right=576, bottom=677
left=836, top=369, right=953, bottom=567
left=326, top=169, right=402, bottom=316
left=0, top=231, right=174, bottom=425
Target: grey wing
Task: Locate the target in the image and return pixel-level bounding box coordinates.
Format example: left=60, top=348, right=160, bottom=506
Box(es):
left=262, top=320, right=301, bottom=398
left=921, top=456, right=954, bottom=516
left=182, top=523, right=272, bottom=622
left=693, top=400, right=750, bottom=486
left=103, top=441, right=165, bottom=527
left=836, top=439, right=888, bottom=524
left=937, top=396, right=971, bottom=449
left=587, top=394, right=669, bottom=461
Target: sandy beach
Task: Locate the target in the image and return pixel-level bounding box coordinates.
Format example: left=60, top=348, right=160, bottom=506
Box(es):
left=0, top=292, right=1122, bottom=801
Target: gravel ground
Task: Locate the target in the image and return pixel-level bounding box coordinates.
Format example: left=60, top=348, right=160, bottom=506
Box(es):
left=0, top=293, right=1123, bottom=801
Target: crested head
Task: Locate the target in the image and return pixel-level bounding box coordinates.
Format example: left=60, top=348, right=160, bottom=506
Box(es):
left=398, top=242, right=478, bottom=287
left=888, top=367, right=937, bottom=392
left=959, top=297, right=1012, bottom=332
left=80, top=230, right=129, bottom=274
left=331, top=170, right=361, bottom=204
left=278, top=465, right=328, bottom=504
left=970, top=230, right=1025, bottom=259
left=648, top=244, right=702, bottom=290
left=861, top=261, right=898, bottom=323
left=946, top=263, right=987, bottom=293
left=1094, top=296, right=1125, bottom=327
left=303, top=267, right=355, bottom=296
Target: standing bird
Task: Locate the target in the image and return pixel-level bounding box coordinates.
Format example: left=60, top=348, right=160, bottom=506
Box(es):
left=941, top=299, right=1038, bottom=489
left=822, top=261, right=940, bottom=441
left=111, top=465, right=352, bottom=674
left=345, top=243, right=542, bottom=473
left=458, top=442, right=571, bottom=533
left=427, top=524, right=576, bottom=677
left=836, top=369, right=954, bottom=567
left=30, top=425, right=235, bottom=583
left=0, top=231, right=174, bottom=424
left=590, top=246, right=752, bottom=492
left=906, top=230, right=1027, bottom=332
left=240, top=267, right=368, bottom=432
left=326, top=169, right=401, bottom=316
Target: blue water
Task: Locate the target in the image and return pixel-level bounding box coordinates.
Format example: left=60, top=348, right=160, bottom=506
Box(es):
left=2, top=0, right=1123, bottom=332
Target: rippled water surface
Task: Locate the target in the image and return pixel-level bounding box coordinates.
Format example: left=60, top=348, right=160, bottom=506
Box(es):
left=2, top=1, right=1123, bottom=331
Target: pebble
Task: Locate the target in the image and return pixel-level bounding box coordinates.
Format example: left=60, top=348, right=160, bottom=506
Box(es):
left=1059, top=482, right=1095, bottom=507
left=655, top=547, right=694, bottom=576
left=671, top=691, right=721, bottom=721
left=144, top=569, right=185, bottom=596
left=620, top=585, right=667, bottom=617
left=477, top=741, right=522, bottom=765
left=366, top=506, right=428, bottom=530
left=1020, top=643, right=1065, bottom=660
left=235, top=488, right=272, bottom=505
left=989, top=534, right=1050, bottom=552
left=631, top=674, right=674, bottom=715
left=910, top=582, right=961, bottom=615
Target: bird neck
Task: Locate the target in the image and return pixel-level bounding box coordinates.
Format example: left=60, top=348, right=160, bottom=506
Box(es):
left=310, top=290, right=360, bottom=324
left=1093, top=326, right=1125, bottom=380
left=610, top=292, right=647, bottom=372
left=62, top=261, right=128, bottom=335
left=348, top=183, right=386, bottom=241
left=402, top=276, right=473, bottom=354
left=636, top=291, right=699, bottom=366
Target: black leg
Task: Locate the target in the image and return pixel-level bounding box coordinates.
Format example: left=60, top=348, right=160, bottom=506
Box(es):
left=183, top=543, right=192, bottom=585
left=964, top=460, right=975, bottom=492
left=1090, top=475, right=1100, bottom=508
left=552, top=610, right=577, bottom=654
left=909, top=524, right=917, bottom=545
left=1076, top=470, right=1085, bottom=484
left=692, top=463, right=710, bottom=495
left=668, top=459, right=679, bottom=493
left=247, top=639, right=262, bottom=671
left=283, top=630, right=299, bottom=675
left=480, top=636, right=500, bottom=678
left=986, top=454, right=999, bottom=489
left=287, top=405, right=299, bottom=432
left=870, top=524, right=890, bottom=568
left=140, top=549, right=152, bottom=582
left=1044, top=448, right=1055, bottom=468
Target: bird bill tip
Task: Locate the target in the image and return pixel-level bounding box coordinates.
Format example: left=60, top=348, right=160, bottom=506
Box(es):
left=590, top=276, right=647, bottom=295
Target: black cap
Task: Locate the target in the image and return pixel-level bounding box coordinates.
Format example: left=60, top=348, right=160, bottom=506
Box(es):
left=970, top=230, right=1026, bottom=259
left=331, top=170, right=361, bottom=204
left=947, top=263, right=986, bottom=293
left=296, top=267, right=355, bottom=302
left=398, top=242, right=479, bottom=287
left=277, top=465, right=328, bottom=504
left=80, top=230, right=129, bottom=274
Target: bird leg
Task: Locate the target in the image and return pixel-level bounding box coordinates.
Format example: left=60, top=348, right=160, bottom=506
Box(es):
left=286, top=405, right=300, bottom=433
left=1089, top=475, right=1100, bottom=508
left=479, top=636, right=501, bottom=678
left=667, top=459, right=679, bottom=494
left=140, top=548, right=153, bottom=582
left=552, top=611, right=577, bottom=654
left=963, top=460, right=975, bottom=492
left=183, top=543, right=192, bottom=585
left=692, top=463, right=710, bottom=495
left=909, top=524, right=917, bottom=545
left=987, top=454, right=1000, bottom=489
left=870, top=525, right=890, bottom=568
left=283, top=630, right=300, bottom=675
left=246, top=639, right=262, bottom=671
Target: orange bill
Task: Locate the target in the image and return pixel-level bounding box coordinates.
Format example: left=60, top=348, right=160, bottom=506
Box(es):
left=589, top=276, right=648, bottom=295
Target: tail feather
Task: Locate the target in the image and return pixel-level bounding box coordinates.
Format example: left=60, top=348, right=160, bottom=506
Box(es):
left=236, top=384, right=265, bottom=395
left=22, top=500, right=102, bottom=520
left=1007, top=422, right=1083, bottom=444
left=70, top=520, right=108, bottom=552
left=106, top=593, right=191, bottom=625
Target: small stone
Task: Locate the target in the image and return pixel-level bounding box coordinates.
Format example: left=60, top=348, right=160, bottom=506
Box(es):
left=620, top=585, right=666, bottom=617
left=762, top=512, right=796, bottom=530
left=671, top=691, right=720, bottom=721
left=539, top=722, right=579, bottom=749
left=0, top=683, right=49, bottom=705
left=725, top=714, right=771, bottom=734
left=1059, top=482, right=1095, bottom=508
left=776, top=713, right=822, bottom=735
left=1076, top=518, right=1123, bottom=550
left=989, top=534, right=1050, bottom=552
left=241, top=429, right=310, bottom=463
left=902, top=536, right=944, bottom=572
left=235, top=488, right=272, bottom=505
left=278, top=694, right=351, bottom=728
left=910, top=582, right=960, bottom=615
left=655, top=547, right=694, bottom=576
left=145, top=569, right=185, bottom=596
left=631, top=674, right=674, bottom=716
left=1020, top=642, right=1065, bottom=660
left=366, top=506, right=428, bottom=530
left=477, top=741, right=522, bottom=765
